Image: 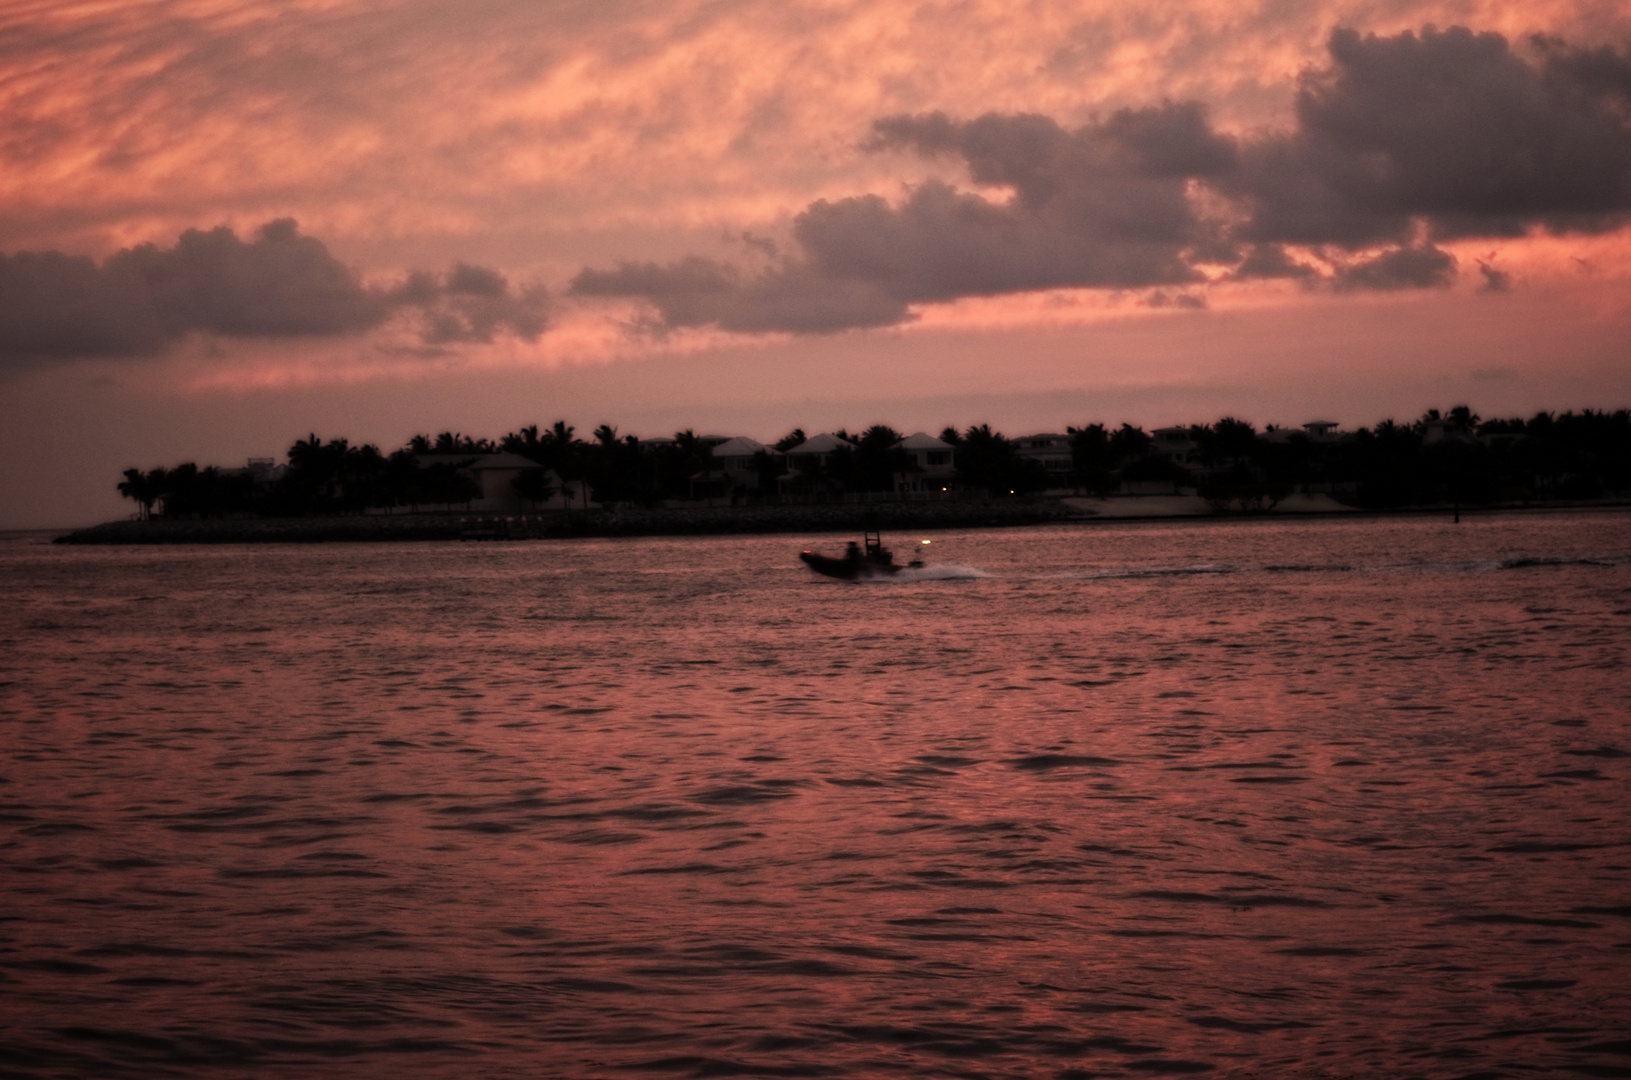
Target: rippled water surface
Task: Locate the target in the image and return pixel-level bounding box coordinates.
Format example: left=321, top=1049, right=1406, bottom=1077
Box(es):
left=3, top=512, right=1630, bottom=1078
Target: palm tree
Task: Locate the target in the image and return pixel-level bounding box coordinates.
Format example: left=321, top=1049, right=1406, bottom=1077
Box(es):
left=855, top=425, right=908, bottom=492
left=117, top=468, right=159, bottom=520
left=502, top=424, right=545, bottom=463
left=672, top=429, right=723, bottom=504
left=511, top=468, right=556, bottom=510
left=540, top=421, right=584, bottom=513
left=1067, top=424, right=1111, bottom=493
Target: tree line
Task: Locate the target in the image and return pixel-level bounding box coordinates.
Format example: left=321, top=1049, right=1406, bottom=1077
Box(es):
left=116, top=406, right=1631, bottom=519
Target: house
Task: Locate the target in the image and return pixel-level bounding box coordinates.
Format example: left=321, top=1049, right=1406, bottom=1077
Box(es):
left=710, top=436, right=770, bottom=492
left=893, top=432, right=956, bottom=493
left=244, top=457, right=285, bottom=484
left=783, top=432, right=852, bottom=473
left=1264, top=420, right=1351, bottom=445
left=218, top=457, right=286, bottom=489
left=1302, top=420, right=1342, bottom=441
left=1150, top=426, right=1199, bottom=466
left=775, top=432, right=851, bottom=497
left=413, top=452, right=572, bottom=512
left=1014, top=433, right=1074, bottom=485
left=1421, top=419, right=1475, bottom=445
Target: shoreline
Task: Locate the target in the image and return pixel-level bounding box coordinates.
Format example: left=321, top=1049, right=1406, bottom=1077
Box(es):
left=48, top=496, right=1631, bottom=544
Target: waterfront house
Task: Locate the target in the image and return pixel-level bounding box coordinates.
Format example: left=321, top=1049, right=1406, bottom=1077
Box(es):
left=893, top=432, right=957, bottom=493
left=1303, top=420, right=1342, bottom=441
left=413, top=452, right=573, bottom=513
left=1149, top=426, right=1201, bottom=469
left=1014, top=433, right=1074, bottom=487
left=1422, top=418, right=1475, bottom=445
left=779, top=432, right=854, bottom=498
left=710, top=436, right=771, bottom=493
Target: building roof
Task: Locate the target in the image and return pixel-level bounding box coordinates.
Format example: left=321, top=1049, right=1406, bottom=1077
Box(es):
left=414, top=452, right=541, bottom=471
left=788, top=432, right=853, bottom=455
left=711, top=436, right=767, bottom=458
left=895, top=432, right=954, bottom=451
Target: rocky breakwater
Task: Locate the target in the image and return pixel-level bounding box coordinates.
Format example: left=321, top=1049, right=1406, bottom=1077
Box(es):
left=587, top=499, right=1085, bottom=536
left=56, top=515, right=473, bottom=544
left=57, top=500, right=1088, bottom=544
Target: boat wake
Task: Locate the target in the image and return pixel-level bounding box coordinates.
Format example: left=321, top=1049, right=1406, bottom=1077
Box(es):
left=872, top=563, right=989, bottom=581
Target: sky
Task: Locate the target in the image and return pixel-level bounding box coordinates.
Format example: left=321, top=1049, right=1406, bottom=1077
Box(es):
left=2, top=0, right=1630, bottom=528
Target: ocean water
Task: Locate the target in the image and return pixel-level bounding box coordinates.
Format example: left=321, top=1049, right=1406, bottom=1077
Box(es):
left=2, top=511, right=1629, bottom=1079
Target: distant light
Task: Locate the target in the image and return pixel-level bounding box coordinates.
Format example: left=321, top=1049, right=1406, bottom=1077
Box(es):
left=921, top=540, right=930, bottom=545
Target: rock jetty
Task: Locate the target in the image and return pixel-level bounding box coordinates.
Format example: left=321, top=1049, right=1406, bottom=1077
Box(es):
left=56, top=499, right=1089, bottom=544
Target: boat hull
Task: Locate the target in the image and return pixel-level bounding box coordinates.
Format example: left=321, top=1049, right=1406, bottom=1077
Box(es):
left=799, top=550, right=901, bottom=580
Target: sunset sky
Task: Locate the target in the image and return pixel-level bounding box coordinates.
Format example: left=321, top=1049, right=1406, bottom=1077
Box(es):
left=3, top=0, right=1630, bottom=528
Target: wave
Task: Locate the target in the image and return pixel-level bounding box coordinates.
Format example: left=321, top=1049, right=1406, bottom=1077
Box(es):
left=872, top=563, right=989, bottom=581
left=1498, top=553, right=1631, bottom=571
left=1084, top=563, right=1237, bottom=580
left=1020, top=551, right=1630, bottom=582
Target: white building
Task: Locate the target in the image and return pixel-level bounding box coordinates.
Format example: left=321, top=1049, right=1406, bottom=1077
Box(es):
left=414, top=452, right=574, bottom=512
left=1150, top=426, right=1200, bottom=466
left=710, top=436, right=770, bottom=491
left=1302, top=420, right=1341, bottom=440
left=1266, top=421, right=1351, bottom=444
left=1422, top=419, right=1475, bottom=445
left=893, top=432, right=956, bottom=493
left=777, top=432, right=851, bottom=497
left=1014, top=433, right=1074, bottom=485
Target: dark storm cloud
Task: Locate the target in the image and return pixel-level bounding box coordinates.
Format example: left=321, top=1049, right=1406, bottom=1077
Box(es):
left=387, top=262, right=549, bottom=345
left=1229, top=244, right=1318, bottom=281
left=1476, top=257, right=1512, bottom=293
left=576, top=25, right=1631, bottom=334
left=572, top=256, right=906, bottom=333
left=0, top=220, right=547, bottom=366
left=1233, top=26, right=1631, bottom=246
left=1333, top=244, right=1458, bottom=290
left=573, top=104, right=1220, bottom=332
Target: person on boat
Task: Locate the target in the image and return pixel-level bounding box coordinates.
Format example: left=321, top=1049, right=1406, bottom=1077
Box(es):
left=845, top=541, right=862, bottom=562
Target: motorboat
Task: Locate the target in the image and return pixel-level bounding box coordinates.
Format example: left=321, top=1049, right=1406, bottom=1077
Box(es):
left=799, top=521, right=925, bottom=580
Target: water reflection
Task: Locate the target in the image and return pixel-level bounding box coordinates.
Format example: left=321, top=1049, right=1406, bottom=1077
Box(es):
left=1, top=513, right=1628, bottom=1077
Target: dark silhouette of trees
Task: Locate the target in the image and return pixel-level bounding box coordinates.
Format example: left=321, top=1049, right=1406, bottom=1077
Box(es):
left=116, top=462, right=258, bottom=518
left=431, top=431, right=495, bottom=453
left=1109, top=424, right=1152, bottom=464
left=112, top=404, right=1631, bottom=520
left=267, top=434, right=400, bottom=514
left=396, top=453, right=479, bottom=508
left=1067, top=424, right=1112, bottom=493
left=511, top=468, right=555, bottom=509
left=1187, top=418, right=1289, bottom=511
left=585, top=425, right=644, bottom=506
left=752, top=450, right=783, bottom=495
left=953, top=424, right=1048, bottom=495
left=1201, top=418, right=1258, bottom=463
left=118, top=467, right=162, bottom=519
left=502, top=424, right=546, bottom=461
left=850, top=425, right=909, bottom=492
left=1119, top=453, right=1190, bottom=487
left=667, top=429, right=711, bottom=499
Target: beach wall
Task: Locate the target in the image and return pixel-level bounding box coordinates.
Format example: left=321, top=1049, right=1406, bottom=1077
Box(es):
left=55, top=500, right=1088, bottom=544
